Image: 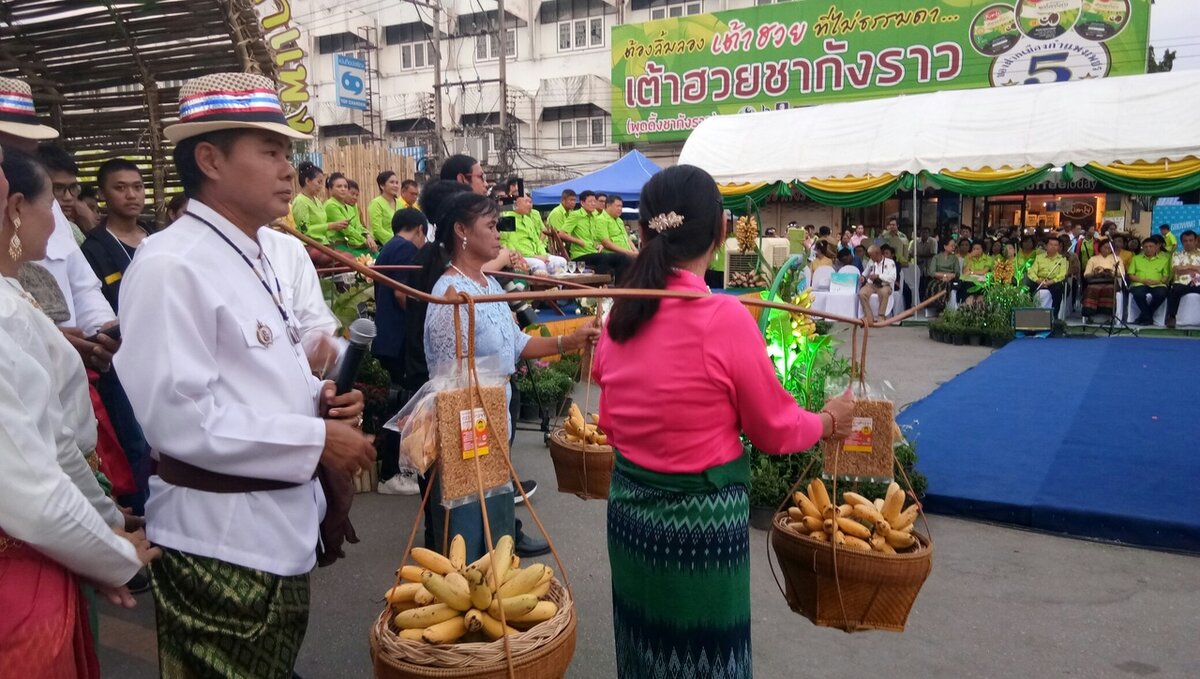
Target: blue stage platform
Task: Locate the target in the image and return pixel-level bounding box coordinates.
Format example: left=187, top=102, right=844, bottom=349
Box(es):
left=898, top=337, right=1200, bottom=553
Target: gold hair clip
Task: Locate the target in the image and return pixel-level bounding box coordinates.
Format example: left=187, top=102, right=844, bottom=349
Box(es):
left=647, top=211, right=684, bottom=233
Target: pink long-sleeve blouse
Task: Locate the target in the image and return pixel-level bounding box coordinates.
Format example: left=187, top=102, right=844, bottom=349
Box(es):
left=592, top=270, right=824, bottom=474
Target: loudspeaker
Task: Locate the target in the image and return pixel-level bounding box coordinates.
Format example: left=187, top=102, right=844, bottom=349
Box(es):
left=1013, top=307, right=1054, bottom=333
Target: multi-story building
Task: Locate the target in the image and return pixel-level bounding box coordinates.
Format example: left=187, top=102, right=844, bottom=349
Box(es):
left=280, top=0, right=772, bottom=183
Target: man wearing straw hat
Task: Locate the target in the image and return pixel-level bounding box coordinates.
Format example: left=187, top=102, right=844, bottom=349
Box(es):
left=114, top=72, right=376, bottom=678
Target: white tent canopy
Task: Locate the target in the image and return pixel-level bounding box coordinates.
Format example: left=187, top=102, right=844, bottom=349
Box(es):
left=678, top=70, right=1200, bottom=184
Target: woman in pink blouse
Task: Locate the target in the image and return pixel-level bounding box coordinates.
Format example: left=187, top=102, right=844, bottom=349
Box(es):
left=592, top=166, right=853, bottom=679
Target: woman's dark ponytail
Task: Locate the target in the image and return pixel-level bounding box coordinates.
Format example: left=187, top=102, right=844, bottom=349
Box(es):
left=607, top=165, right=724, bottom=343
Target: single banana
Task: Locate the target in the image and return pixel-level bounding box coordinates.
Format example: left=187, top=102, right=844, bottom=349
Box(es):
left=470, top=580, right=493, bottom=611
left=885, top=530, right=916, bottom=550
left=411, top=547, right=455, bottom=575
left=413, top=587, right=435, bottom=606
left=841, top=491, right=874, bottom=508
left=801, top=516, right=824, bottom=533
left=445, top=571, right=471, bottom=593
left=398, top=628, right=426, bottom=642
left=786, top=507, right=806, bottom=523
left=508, top=601, right=558, bottom=624
left=893, top=504, right=919, bottom=530
left=466, top=553, right=492, bottom=575
left=397, top=565, right=425, bottom=583
left=449, top=535, right=467, bottom=571
left=498, top=564, right=547, bottom=598
left=793, top=491, right=822, bottom=520
left=385, top=583, right=423, bottom=605
left=393, top=603, right=460, bottom=630
left=487, top=594, right=540, bottom=620
left=836, top=517, right=872, bottom=541
left=874, top=498, right=885, bottom=512
left=841, top=535, right=872, bottom=552
left=421, top=615, right=467, bottom=644
left=489, top=535, right=515, bottom=588
left=849, top=503, right=885, bottom=526
left=808, top=479, right=831, bottom=514
left=473, top=609, right=519, bottom=640
left=882, top=482, right=905, bottom=525
left=421, top=571, right=472, bottom=612
left=808, top=530, right=829, bottom=542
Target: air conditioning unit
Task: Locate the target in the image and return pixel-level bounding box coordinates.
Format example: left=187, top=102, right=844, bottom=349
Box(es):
left=723, top=237, right=790, bottom=288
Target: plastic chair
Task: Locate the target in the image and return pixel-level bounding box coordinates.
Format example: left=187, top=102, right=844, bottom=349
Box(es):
left=1176, top=295, right=1200, bottom=327
left=811, top=265, right=835, bottom=291
left=863, top=290, right=896, bottom=321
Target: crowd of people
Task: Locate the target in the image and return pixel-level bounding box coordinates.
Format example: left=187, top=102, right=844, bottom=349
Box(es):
left=793, top=218, right=1199, bottom=328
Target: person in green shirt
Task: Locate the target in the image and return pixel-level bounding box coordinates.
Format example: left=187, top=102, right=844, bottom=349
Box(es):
left=1025, top=237, right=1069, bottom=316
left=599, top=196, right=636, bottom=256
left=291, top=160, right=334, bottom=244
left=545, top=188, right=576, bottom=237
left=1159, top=224, right=1178, bottom=254
left=559, top=190, right=632, bottom=281
left=960, top=241, right=993, bottom=306
left=1127, top=237, right=1172, bottom=325
left=323, top=172, right=372, bottom=255
left=368, top=170, right=403, bottom=247
left=502, top=196, right=567, bottom=274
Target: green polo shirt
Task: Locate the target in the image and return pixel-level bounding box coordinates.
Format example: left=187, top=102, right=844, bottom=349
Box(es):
left=563, top=209, right=600, bottom=260
left=1127, top=252, right=1172, bottom=288
left=598, top=212, right=632, bottom=251
left=546, top=204, right=571, bottom=232
left=1163, top=231, right=1178, bottom=254
left=1027, top=252, right=1068, bottom=284
left=962, top=254, right=993, bottom=282
left=501, top=211, right=548, bottom=257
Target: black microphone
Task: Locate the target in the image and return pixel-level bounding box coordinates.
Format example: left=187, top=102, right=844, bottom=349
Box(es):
left=333, top=318, right=376, bottom=395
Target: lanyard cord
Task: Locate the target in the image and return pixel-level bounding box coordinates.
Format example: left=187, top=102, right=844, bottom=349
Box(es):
left=187, top=211, right=295, bottom=332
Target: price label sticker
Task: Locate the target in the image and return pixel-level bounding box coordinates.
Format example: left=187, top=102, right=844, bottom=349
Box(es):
left=844, top=417, right=875, bottom=454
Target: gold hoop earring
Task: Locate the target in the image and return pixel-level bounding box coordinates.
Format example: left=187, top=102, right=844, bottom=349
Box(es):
left=7, top=217, right=21, bottom=260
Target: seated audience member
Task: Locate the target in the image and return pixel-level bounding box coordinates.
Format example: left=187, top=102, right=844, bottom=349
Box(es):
left=811, top=240, right=834, bottom=270
left=503, top=196, right=568, bottom=275
left=1081, top=236, right=1118, bottom=322
left=1167, top=230, right=1200, bottom=328
left=992, top=242, right=1016, bottom=285
left=956, top=238, right=971, bottom=264
left=960, top=241, right=993, bottom=306
left=1126, top=237, right=1171, bottom=325
left=852, top=244, right=866, bottom=270
left=1025, top=237, right=1069, bottom=316
left=834, top=247, right=856, bottom=272
left=858, top=245, right=897, bottom=324
left=927, top=237, right=961, bottom=311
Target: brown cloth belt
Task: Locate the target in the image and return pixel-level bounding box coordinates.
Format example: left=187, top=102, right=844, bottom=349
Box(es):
left=157, top=454, right=304, bottom=493
left=156, top=453, right=360, bottom=568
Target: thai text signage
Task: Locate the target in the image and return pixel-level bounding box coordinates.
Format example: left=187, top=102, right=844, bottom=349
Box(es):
left=612, top=0, right=1149, bottom=143
left=256, top=0, right=316, bottom=135
left=335, top=54, right=368, bottom=111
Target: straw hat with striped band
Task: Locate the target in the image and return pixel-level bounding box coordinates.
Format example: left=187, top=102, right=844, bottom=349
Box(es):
left=0, top=77, right=59, bottom=140
left=164, top=72, right=310, bottom=143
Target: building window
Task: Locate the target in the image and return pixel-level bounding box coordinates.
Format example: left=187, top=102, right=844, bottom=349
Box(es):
left=477, top=28, right=517, bottom=61
left=400, top=41, right=431, bottom=70
left=558, top=17, right=603, bottom=52
left=559, top=116, right=606, bottom=149
left=650, top=1, right=701, bottom=21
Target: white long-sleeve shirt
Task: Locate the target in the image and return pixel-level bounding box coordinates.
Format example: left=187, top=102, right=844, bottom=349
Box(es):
left=862, top=257, right=898, bottom=286
left=0, top=277, right=123, bottom=528
left=258, top=228, right=342, bottom=357
left=0, top=280, right=141, bottom=586
left=37, top=201, right=116, bottom=334
left=115, top=200, right=327, bottom=576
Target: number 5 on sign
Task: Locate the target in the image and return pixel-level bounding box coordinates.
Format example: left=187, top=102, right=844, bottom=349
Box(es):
left=1025, top=52, right=1071, bottom=84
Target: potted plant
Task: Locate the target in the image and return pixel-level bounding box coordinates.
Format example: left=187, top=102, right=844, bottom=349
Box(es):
left=513, top=361, right=575, bottom=421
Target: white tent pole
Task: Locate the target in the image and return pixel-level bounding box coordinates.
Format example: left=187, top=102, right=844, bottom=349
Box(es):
left=912, top=180, right=919, bottom=307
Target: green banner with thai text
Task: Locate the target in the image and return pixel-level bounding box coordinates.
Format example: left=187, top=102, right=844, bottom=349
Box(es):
left=612, top=0, right=1149, bottom=143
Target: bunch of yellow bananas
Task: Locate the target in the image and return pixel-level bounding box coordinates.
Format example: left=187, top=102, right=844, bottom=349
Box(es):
left=386, top=534, right=558, bottom=644
left=354, top=253, right=375, bottom=267
left=563, top=402, right=607, bottom=446
left=734, top=214, right=759, bottom=253
left=788, top=290, right=817, bottom=338
left=786, top=481, right=921, bottom=554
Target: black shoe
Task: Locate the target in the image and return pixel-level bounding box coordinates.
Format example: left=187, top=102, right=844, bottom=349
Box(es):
left=514, top=479, right=537, bottom=505
left=515, top=532, right=551, bottom=557
left=127, top=569, right=151, bottom=594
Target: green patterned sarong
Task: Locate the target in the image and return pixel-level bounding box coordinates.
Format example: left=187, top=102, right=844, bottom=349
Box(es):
left=149, top=547, right=310, bottom=679
left=607, top=452, right=752, bottom=679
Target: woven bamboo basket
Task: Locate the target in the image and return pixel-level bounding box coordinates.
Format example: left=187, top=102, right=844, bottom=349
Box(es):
left=370, top=578, right=576, bottom=679
left=547, top=428, right=613, bottom=500
left=769, top=513, right=932, bottom=632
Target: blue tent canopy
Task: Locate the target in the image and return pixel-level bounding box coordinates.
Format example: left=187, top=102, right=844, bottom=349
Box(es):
left=531, top=150, right=662, bottom=207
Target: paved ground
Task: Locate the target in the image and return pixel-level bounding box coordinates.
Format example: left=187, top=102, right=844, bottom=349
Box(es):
left=98, top=327, right=1200, bottom=677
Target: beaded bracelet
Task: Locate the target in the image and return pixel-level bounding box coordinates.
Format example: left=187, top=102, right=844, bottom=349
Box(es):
left=820, top=408, right=838, bottom=437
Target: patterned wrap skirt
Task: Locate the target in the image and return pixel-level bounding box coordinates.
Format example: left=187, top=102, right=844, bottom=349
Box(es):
left=607, top=452, right=752, bottom=679
left=150, top=547, right=310, bottom=679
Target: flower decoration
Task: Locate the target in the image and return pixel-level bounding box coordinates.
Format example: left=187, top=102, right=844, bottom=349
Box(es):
left=647, top=211, right=685, bottom=233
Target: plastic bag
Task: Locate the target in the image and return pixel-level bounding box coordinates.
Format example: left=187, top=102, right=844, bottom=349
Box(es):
left=821, top=379, right=896, bottom=482
left=384, top=356, right=513, bottom=508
